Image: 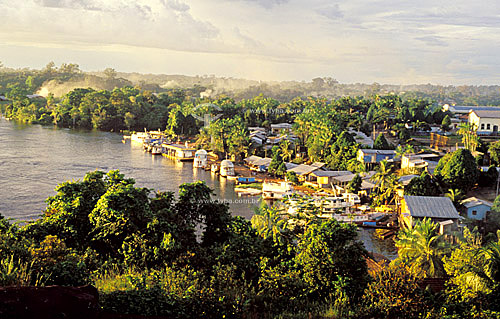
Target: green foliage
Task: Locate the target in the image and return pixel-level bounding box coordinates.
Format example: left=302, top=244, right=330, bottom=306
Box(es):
left=489, top=141, right=500, bottom=166
left=436, top=149, right=479, bottom=192
left=441, top=114, right=451, bottom=132
left=296, top=219, right=369, bottom=301
left=404, top=171, right=441, bottom=196
left=348, top=173, right=362, bottom=193
left=373, top=133, right=393, bottom=150
left=268, top=145, right=285, bottom=177
left=285, top=171, right=299, bottom=184
left=394, top=218, right=449, bottom=278
left=362, top=264, right=433, bottom=319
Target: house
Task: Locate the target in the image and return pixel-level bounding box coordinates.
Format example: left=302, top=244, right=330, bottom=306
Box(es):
left=286, top=162, right=326, bottom=182
left=461, top=197, right=493, bottom=221
left=400, top=195, right=463, bottom=234
left=357, top=149, right=397, bottom=169
left=401, top=153, right=442, bottom=173
left=244, top=156, right=272, bottom=172
left=270, top=123, right=292, bottom=135
left=330, top=171, right=376, bottom=195
left=469, top=109, right=500, bottom=135
left=307, top=170, right=352, bottom=188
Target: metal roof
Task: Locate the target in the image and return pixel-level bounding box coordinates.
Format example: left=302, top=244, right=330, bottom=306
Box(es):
left=287, top=164, right=320, bottom=176
left=360, top=149, right=396, bottom=155
left=449, top=105, right=500, bottom=113
left=244, top=155, right=262, bottom=165
left=470, top=109, right=500, bottom=119
left=461, top=197, right=493, bottom=209
left=310, top=170, right=352, bottom=177
left=403, top=195, right=461, bottom=219
left=398, top=175, right=419, bottom=186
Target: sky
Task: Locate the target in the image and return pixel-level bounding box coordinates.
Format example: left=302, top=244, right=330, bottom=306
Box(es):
left=0, top=0, right=499, bottom=85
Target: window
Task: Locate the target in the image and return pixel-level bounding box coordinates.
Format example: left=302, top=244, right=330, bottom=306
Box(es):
left=481, top=123, right=485, bottom=130
left=472, top=210, right=477, bottom=216
left=487, top=124, right=491, bottom=130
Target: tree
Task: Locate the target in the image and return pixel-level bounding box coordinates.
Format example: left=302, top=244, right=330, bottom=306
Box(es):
left=458, top=123, right=479, bottom=152
left=443, top=228, right=500, bottom=302
left=436, top=149, right=479, bottom=192
left=373, top=133, right=393, bottom=150
left=489, top=141, right=500, bottom=165
left=295, top=219, right=369, bottom=301
left=445, top=188, right=465, bottom=208
left=103, top=68, right=117, bottom=80
left=268, top=146, right=285, bottom=177
left=362, top=264, right=433, bottom=319
left=347, top=173, right=362, bottom=193
left=441, top=114, right=451, bottom=132
left=280, top=140, right=293, bottom=162
left=404, top=172, right=440, bottom=196
left=394, top=218, right=449, bottom=278
left=285, top=171, right=299, bottom=184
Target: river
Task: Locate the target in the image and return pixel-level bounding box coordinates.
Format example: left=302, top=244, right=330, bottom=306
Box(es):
left=0, top=118, right=397, bottom=258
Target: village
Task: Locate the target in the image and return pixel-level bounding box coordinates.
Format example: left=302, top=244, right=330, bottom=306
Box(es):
left=130, top=103, right=500, bottom=244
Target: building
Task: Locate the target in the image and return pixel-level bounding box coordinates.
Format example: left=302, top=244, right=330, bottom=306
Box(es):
left=444, top=104, right=500, bottom=115
left=162, top=144, right=196, bottom=161
left=401, top=153, right=441, bottom=174
left=308, top=170, right=352, bottom=188
left=270, top=123, right=292, bottom=135
left=357, top=149, right=397, bottom=169
left=461, top=197, right=493, bottom=221
left=469, top=109, right=500, bottom=135
left=286, top=162, right=326, bottom=182
left=400, top=195, right=462, bottom=234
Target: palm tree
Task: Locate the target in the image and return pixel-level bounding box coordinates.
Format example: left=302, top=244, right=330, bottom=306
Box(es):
left=251, top=203, right=288, bottom=244
left=457, top=123, right=479, bottom=152
left=280, top=139, right=293, bottom=162
left=394, top=218, right=449, bottom=278
left=445, top=188, right=465, bottom=207
left=371, top=159, right=397, bottom=204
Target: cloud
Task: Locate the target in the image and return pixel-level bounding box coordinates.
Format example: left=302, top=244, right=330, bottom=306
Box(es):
left=228, top=0, right=289, bottom=9
left=163, top=0, right=189, bottom=12
left=34, top=0, right=102, bottom=10
left=415, top=35, right=447, bottom=46
left=317, top=4, right=344, bottom=20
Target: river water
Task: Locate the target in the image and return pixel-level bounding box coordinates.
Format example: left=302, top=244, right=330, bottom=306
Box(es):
left=0, top=118, right=396, bottom=258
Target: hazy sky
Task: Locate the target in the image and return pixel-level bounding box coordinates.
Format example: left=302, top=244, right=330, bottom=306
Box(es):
left=1, top=0, right=499, bottom=84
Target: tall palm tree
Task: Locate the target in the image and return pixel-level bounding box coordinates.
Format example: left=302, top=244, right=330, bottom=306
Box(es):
left=458, top=123, right=479, bottom=152
left=371, top=159, right=396, bottom=203
left=280, top=139, right=293, bottom=162
left=251, top=204, right=288, bottom=244
left=394, top=218, right=449, bottom=278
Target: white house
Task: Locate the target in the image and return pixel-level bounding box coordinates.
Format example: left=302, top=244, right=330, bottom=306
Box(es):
left=469, top=109, right=500, bottom=135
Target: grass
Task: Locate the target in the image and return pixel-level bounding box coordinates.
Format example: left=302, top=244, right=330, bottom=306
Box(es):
left=236, top=182, right=262, bottom=189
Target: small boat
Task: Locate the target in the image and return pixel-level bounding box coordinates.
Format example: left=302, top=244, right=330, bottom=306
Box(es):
left=220, top=160, right=235, bottom=177
left=151, top=145, right=162, bottom=155
left=237, top=176, right=256, bottom=184
left=194, top=149, right=208, bottom=168
left=211, top=163, right=219, bottom=173
left=262, top=181, right=294, bottom=200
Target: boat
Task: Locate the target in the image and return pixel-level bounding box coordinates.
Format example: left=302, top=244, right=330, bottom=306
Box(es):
left=211, top=163, right=219, bottom=173
left=220, top=160, right=235, bottom=177
left=162, top=142, right=195, bottom=161
left=151, top=144, right=162, bottom=155
left=236, top=176, right=256, bottom=184
left=234, top=188, right=262, bottom=196
left=262, top=181, right=294, bottom=200
left=131, top=132, right=151, bottom=144
left=194, top=149, right=208, bottom=168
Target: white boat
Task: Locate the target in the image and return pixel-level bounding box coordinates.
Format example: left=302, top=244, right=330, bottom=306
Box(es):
left=131, top=132, right=150, bottom=143
left=194, top=149, right=208, bottom=168
left=262, top=181, right=294, bottom=200
left=151, top=144, right=162, bottom=155
left=220, top=160, right=235, bottom=177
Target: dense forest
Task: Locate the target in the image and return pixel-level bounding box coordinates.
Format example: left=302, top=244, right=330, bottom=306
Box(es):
left=1, top=170, right=500, bottom=318
left=2, top=62, right=500, bottom=104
